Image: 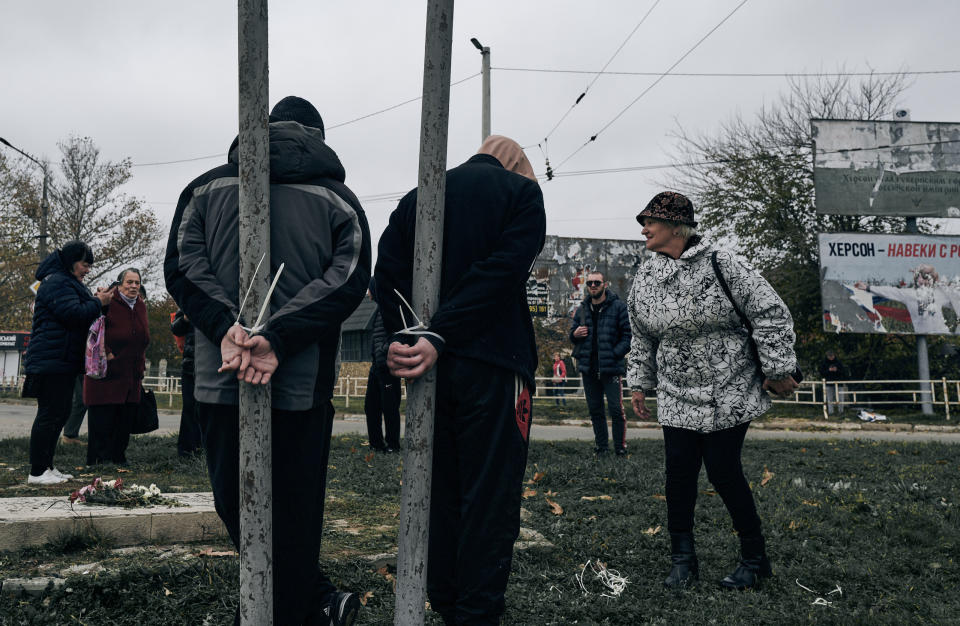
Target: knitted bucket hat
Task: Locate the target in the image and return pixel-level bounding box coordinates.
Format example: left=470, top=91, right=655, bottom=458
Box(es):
left=636, top=191, right=697, bottom=226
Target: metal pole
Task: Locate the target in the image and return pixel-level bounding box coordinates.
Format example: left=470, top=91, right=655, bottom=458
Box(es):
left=237, top=1, right=273, bottom=624
left=395, top=1, right=454, bottom=623
left=39, top=166, right=48, bottom=259
left=906, top=217, right=934, bottom=414
left=481, top=45, right=490, bottom=140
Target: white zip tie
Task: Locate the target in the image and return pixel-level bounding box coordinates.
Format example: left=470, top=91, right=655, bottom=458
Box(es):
left=393, top=288, right=445, bottom=343
left=234, top=255, right=285, bottom=336
left=796, top=579, right=841, bottom=608
left=235, top=253, right=266, bottom=326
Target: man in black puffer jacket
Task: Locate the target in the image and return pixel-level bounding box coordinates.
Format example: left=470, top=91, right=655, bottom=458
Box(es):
left=570, top=271, right=631, bottom=455
left=25, top=241, right=113, bottom=484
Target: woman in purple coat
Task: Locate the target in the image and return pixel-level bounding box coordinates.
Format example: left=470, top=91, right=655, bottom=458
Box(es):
left=83, top=268, right=149, bottom=465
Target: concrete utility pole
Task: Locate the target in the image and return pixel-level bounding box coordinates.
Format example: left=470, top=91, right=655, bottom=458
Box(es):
left=395, top=1, right=454, bottom=624
left=470, top=37, right=490, bottom=141
left=0, top=137, right=49, bottom=259
left=905, top=216, right=934, bottom=414
left=236, top=0, right=273, bottom=624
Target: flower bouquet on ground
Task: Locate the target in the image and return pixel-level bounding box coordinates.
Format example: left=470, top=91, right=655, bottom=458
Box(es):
left=68, top=477, right=185, bottom=509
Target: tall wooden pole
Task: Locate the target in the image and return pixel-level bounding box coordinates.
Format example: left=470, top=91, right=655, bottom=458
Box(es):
left=395, top=1, right=454, bottom=623
left=237, top=0, right=273, bottom=623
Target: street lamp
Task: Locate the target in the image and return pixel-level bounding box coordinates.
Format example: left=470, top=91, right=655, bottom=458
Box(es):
left=0, top=137, right=50, bottom=259
left=470, top=37, right=491, bottom=141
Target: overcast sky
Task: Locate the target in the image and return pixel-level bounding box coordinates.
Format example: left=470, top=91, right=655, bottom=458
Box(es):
left=3, top=0, right=959, bottom=276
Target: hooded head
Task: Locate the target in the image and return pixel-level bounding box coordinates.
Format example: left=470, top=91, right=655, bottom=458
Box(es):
left=477, top=135, right=537, bottom=182
left=270, top=96, right=325, bottom=138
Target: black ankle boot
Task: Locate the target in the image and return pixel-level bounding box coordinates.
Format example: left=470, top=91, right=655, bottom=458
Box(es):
left=720, top=534, right=773, bottom=590
left=664, top=532, right=699, bottom=588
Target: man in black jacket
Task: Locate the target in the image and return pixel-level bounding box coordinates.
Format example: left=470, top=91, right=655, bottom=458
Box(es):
left=374, top=135, right=545, bottom=625
left=164, top=96, right=369, bottom=625
left=170, top=309, right=201, bottom=457
left=364, top=285, right=401, bottom=453
left=570, top=272, right=631, bottom=455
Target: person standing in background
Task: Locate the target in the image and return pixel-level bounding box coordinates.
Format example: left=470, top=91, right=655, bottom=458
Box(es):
left=84, top=268, right=149, bottom=466
left=364, top=284, right=401, bottom=453
left=25, top=241, right=112, bottom=484
left=171, top=309, right=202, bottom=456
left=551, top=352, right=567, bottom=406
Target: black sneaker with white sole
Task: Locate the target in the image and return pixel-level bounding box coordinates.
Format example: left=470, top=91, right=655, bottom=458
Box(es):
left=324, top=591, right=361, bottom=626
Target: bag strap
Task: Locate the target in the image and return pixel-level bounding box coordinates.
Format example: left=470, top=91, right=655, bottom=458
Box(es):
left=711, top=251, right=763, bottom=369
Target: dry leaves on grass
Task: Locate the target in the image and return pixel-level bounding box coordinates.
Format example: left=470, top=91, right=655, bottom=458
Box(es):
left=802, top=500, right=821, bottom=508
left=531, top=471, right=546, bottom=483
left=888, top=450, right=899, bottom=455
left=522, top=488, right=537, bottom=499
left=789, top=520, right=800, bottom=530
left=377, top=566, right=396, bottom=591
left=581, top=495, right=613, bottom=501
left=163, top=587, right=173, bottom=597
left=699, top=489, right=717, bottom=496
left=198, top=548, right=237, bottom=557
left=643, top=525, right=662, bottom=536
left=349, top=446, right=358, bottom=454
left=651, top=494, right=667, bottom=501
left=545, top=498, right=563, bottom=515
left=359, top=591, right=374, bottom=606
left=761, top=466, right=775, bottom=487
left=117, top=468, right=131, bottom=473
left=364, top=452, right=375, bottom=463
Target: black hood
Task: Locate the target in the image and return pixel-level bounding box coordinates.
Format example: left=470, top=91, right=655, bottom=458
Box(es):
left=228, top=121, right=346, bottom=184
left=35, top=250, right=71, bottom=281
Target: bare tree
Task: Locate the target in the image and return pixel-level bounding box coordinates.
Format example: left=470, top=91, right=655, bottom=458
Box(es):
left=666, top=71, right=921, bottom=372
left=48, top=136, right=163, bottom=286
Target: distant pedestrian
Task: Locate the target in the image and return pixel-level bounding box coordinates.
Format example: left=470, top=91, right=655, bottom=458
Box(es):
left=550, top=352, right=567, bottom=406
left=628, top=191, right=798, bottom=591
left=171, top=309, right=202, bottom=456
left=61, top=375, right=86, bottom=445
left=24, top=241, right=113, bottom=485
left=570, top=271, right=631, bottom=455
left=364, top=286, right=401, bottom=453
left=83, top=268, right=149, bottom=466
left=819, top=350, right=847, bottom=415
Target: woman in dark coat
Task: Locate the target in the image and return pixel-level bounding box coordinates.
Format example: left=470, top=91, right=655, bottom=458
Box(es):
left=83, top=268, right=149, bottom=466
left=25, top=242, right=114, bottom=484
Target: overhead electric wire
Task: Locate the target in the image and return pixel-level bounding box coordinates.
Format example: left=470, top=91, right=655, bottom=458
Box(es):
left=554, top=0, right=750, bottom=172
left=132, top=73, right=480, bottom=169
left=497, top=67, right=959, bottom=78
left=539, top=0, right=662, bottom=146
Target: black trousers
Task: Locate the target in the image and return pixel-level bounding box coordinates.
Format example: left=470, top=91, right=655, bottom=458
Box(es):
left=582, top=373, right=626, bottom=451
left=176, top=368, right=202, bottom=456
left=28, top=372, right=76, bottom=476
left=86, top=404, right=134, bottom=465
left=197, top=401, right=337, bottom=625
left=364, top=365, right=401, bottom=450
left=428, top=356, right=532, bottom=625
left=662, top=422, right=762, bottom=536
left=62, top=374, right=86, bottom=438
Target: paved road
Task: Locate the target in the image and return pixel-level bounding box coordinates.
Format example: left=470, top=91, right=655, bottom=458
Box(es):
left=2, top=402, right=959, bottom=443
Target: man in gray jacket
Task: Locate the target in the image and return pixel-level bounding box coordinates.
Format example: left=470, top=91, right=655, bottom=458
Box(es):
left=165, top=96, right=370, bottom=625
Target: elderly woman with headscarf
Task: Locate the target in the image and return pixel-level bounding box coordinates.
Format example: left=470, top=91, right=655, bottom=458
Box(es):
left=24, top=241, right=115, bottom=485
left=373, top=135, right=544, bottom=625
left=627, top=192, right=798, bottom=590
left=83, top=268, right=149, bottom=466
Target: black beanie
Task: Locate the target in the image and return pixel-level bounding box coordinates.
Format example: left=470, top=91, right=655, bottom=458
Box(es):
left=59, top=240, right=94, bottom=268
left=270, top=96, right=325, bottom=138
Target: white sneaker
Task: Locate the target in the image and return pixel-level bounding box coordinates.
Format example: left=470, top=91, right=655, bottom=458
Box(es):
left=51, top=467, right=74, bottom=480
left=27, top=469, right=69, bottom=485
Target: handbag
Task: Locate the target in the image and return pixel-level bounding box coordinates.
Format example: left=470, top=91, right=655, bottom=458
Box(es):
left=85, top=315, right=108, bottom=379
left=710, top=251, right=804, bottom=384
left=130, top=386, right=159, bottom=434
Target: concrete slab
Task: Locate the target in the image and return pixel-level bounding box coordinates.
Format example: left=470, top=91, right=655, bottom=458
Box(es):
left=0, top=492, right=226, bottom=552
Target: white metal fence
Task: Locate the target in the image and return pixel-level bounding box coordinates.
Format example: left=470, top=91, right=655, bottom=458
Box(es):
left=1, top=375, right=952, bottom=420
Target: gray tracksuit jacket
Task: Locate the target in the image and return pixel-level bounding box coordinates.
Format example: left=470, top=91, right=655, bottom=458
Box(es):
left=164, top=121, right=371, bottom=410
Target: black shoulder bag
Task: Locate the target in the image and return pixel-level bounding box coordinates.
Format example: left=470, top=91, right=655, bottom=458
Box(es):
left=710, top=251, right=803, bottom=384
left=130, top=386, right=159, bottom=434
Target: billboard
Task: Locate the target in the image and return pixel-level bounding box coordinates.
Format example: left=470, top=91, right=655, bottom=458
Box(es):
left=820, top=233, right=960, bottom=334
left=812, top=119, right=960, bottom=217
left=527, top=235, right=650, bottom=322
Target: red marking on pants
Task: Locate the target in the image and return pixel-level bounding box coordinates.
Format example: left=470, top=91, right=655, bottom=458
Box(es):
left=515, top=386, right=532, bottom=442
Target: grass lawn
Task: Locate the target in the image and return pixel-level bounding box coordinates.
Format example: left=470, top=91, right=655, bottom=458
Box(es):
left=1, top=434, right=958, bottom=624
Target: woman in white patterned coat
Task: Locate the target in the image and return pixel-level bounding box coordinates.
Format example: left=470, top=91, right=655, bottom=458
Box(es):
left=626, top=191, right=798, bottom=591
